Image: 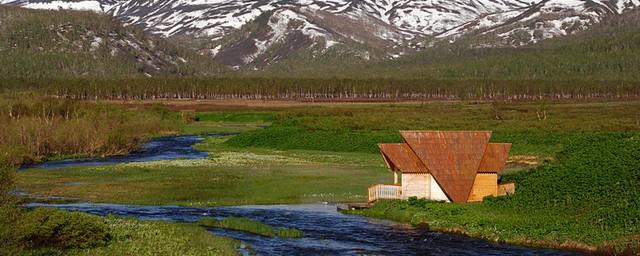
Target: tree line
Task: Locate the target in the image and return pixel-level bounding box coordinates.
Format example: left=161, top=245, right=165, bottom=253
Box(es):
left=4, top=78, right=640, bottom=101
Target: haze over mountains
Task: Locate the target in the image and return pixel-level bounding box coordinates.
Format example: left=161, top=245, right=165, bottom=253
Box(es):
left=1, top=0, right=638, bottom=69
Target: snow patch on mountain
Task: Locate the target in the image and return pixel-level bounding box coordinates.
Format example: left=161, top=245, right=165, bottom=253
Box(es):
left=22, top=0, right=103, bottom=11
left=242, top=8, right=336, bottom=64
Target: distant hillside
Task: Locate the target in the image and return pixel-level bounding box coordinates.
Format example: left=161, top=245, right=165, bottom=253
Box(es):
left=2, top=0, right=638, bottom=69
left=1, top=4, right=639, bottom=84
left=259, top=8, right=640, bottom=81
left=0, top=6, right=226, bottom=79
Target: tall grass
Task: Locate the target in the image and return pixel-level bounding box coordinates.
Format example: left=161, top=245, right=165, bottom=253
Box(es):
left=0, top=93, right=182, bottom=166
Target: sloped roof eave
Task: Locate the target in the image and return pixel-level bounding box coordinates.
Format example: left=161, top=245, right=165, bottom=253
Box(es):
left=478, top=143, right=512, bottom=174
left=378, top=143, right=428, bottom=173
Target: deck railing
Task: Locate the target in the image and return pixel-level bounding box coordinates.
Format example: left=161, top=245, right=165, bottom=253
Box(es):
left=368, top=184, right=402, bottom=203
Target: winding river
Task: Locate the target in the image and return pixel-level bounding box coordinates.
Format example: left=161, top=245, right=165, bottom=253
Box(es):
left=27, top=203, right=580, bottom=256
left=21, top=135, right=582, bottom=255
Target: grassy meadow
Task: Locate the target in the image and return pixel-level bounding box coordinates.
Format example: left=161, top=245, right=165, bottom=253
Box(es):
left=225, top=101, right=640, bottom=157
left=16, top=100, right=640, bottom=206
left=74, top=216, right=239, bottom=256
left=182, top=111, right=275, bottom=135
left=17, top=136, right=387, bottom=206
left=7, top=99, right=640, bottom=254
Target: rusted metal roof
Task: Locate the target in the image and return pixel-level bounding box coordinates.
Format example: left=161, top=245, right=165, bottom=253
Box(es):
left=478, top=143, right=512, bottom=174
left=378, top=144, right=428, bottom=173
left=399, top=131, right=492, bottom=203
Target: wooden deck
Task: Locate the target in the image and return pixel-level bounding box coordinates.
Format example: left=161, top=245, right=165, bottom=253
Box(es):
left=368, top=184, right=402, bottom=203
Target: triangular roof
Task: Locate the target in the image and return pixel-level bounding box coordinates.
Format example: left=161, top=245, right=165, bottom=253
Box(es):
left=399, top=131, right=492, bottom=203
left=378, top=144, right=427, bottom=173
left=478, top=143, right=512, bottom=174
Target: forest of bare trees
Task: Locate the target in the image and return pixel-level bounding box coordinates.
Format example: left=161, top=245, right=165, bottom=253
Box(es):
left=5, top=78, right=639, bottom=102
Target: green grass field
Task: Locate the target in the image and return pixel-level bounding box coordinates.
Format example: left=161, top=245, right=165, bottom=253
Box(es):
left=12, top=101, right=640, bottom=253
left=182, top=111, right=275, bottom=135
left=225, top=101, right=640, bottom=157
left=17, top=135, right=388, bottom=206
left=17, top=101, right=640, bottom=206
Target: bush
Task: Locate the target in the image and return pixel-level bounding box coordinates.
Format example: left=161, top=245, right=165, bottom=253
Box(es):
left=17, top=208, right=111, bottom=249
left=0, top=166, right=16, bottom=206
left=0, top=206, right=24, bottom=255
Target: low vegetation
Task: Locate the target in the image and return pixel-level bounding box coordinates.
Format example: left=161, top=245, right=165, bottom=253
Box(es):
left=1, top=206, right=109, bottom=255
left=3, top=182, right=239, bottom=255
left=182, top=111, right=275, bottom=135
left=70, top=216, right=239, bottom=256
left=198, top=217, right=303, bottom=238
left=1, top=208, right=239, bottom=256
left=349, top=133, right=640, bottom=253
left=16, top=142, right=387, bottom=206
left=225, top=101, right=640, bottom=157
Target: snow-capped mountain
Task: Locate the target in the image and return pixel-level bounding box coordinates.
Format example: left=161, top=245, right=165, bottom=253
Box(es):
left=1, top=0, right=638, bottom=68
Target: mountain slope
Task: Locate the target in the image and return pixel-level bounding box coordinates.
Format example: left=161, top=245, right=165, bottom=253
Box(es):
left=0, top=5, right=225, bottom=78
left=439, top=0, right=640, bottom=47
left=2, top=0, right=638, bottom=69
left=258, top=7, right=640, bottom=80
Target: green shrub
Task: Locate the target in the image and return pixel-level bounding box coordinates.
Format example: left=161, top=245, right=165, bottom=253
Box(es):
left=0, top=206, right=25, bottom=255
left=0, top=167, right=16, bottom=206
left=18, top=208, right=111, bottom=249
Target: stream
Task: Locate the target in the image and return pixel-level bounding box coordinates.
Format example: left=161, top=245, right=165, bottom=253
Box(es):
left=21, top=135, right=582, bottom=255
left=19, top=134, right=228, bottom=170
left=27, top=203, right=581, bottom=256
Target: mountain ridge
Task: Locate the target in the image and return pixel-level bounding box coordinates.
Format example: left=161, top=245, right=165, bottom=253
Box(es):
left=1, top=0, right=638, bottom=69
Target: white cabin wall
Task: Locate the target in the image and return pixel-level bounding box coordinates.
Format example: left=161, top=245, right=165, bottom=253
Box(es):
left=429, top=176, right=450, bottom=202
left=401, top=173, right=429, bottom=199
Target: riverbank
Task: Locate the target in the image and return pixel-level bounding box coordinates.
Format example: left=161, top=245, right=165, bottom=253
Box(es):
left=27, top=202, right=581, bottom=255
